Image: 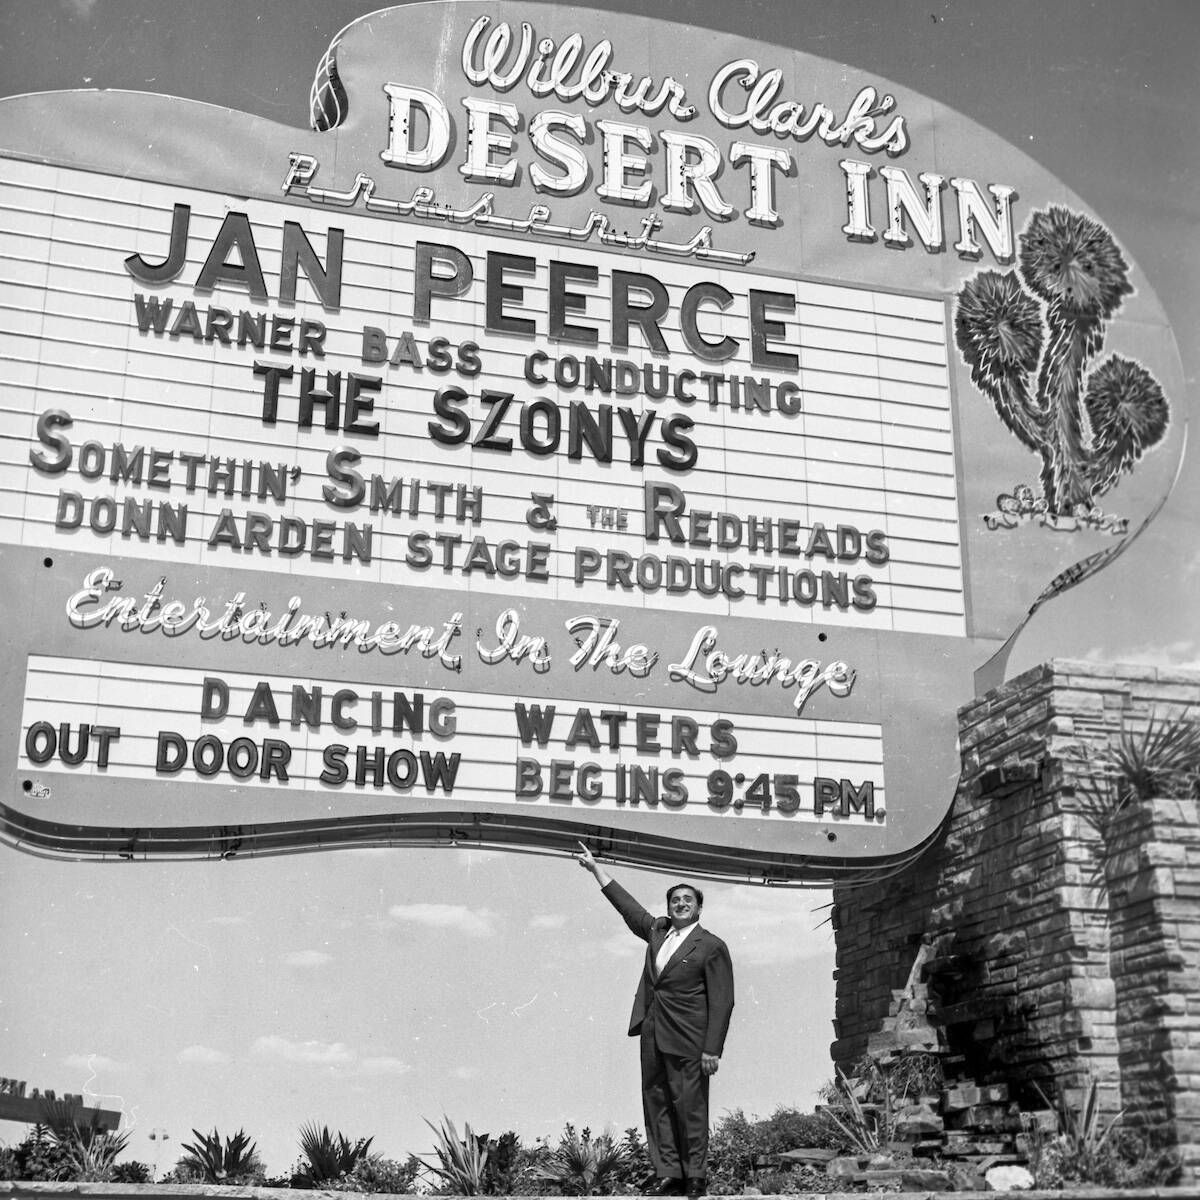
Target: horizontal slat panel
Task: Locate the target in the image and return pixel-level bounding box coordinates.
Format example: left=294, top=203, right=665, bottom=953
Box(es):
left=0, top=156, right=964, bottom=633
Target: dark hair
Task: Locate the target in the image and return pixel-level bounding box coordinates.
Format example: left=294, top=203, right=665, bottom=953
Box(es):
left=666, top=883, right=704, bottom=909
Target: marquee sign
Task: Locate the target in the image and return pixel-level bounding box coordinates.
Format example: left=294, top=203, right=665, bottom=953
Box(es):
left=0, top=1076, right=122, bottom=1130
left=0, top=3, right=1183, bottom=881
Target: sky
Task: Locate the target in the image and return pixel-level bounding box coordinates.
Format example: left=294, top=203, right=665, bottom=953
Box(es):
left=0, top=0, right=1198, bottom=1178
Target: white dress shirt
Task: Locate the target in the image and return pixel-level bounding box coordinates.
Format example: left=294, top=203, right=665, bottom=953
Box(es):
left=654, top=923, right=698, bottom=976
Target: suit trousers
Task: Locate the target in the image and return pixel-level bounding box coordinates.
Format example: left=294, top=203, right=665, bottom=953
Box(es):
left=639, top=1022, right=710, bottom=1181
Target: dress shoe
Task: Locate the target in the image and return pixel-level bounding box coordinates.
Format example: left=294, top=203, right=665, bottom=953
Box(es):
left=653, top=1179, right=685, bottom=1195
left=684, top=1178, right=706, bottom=1199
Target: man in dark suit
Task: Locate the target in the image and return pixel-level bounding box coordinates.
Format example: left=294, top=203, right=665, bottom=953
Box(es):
left=577, top=843, right=734, bottom=1199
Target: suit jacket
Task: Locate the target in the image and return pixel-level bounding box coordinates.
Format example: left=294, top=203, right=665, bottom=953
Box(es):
left=602, top=880, right=734, bottom=1059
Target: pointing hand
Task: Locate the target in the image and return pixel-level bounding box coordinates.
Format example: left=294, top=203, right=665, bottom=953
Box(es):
left=575, top=841, right=611, bottom=887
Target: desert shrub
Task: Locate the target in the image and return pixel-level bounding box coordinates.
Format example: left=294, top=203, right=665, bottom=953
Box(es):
left=1031, top=1126, right=1179, bottom=1189
left=341, top=1152, right=425, bottom=1193
left=160, top=1157, right=207, bottom=1184
left=609, top=1128, right=655, bottom=1194
left=110, top=1160, right=152, bottom=1183
left=755, top=1165, right=833, bottom=1194
left=498, top=1126, right=651, bottom=1197
left=0, top=1126, right=131, bottom=1184
left=17, top=1105, right=132, bottom=1183
left=1, top=1126, right=75, bottom=1180
left=880, top=1053, right=944, bottom=1102
left=707, top=1107, right=848, bottom=1194
left=532, top=1125, right=630, bottom=1196
left=766, top=1109, right=848, bottom=1153
left=478, top=1131, right=522, bottom=1195
left=507, top=1135, right=556, bottom=1195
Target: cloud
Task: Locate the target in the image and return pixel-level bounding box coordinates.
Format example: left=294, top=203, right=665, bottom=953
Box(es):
left=250, top=1036, right=355, bottom=1066
left=388, top=903, right=496, bottom=937
left=247, top=1037, right=411, bottom=1076
left=207, top=915, right=246, bottom=926
left=280, top=949, right=332, bottom=968
left=358, top=1056, right=412, bottom=1077
left=63, top=1053, right=125, bottom=1073
left=177, top=1045, right=231, bottom=1066
left=450, top=1066, right=479, bottom=1080
left=529, top=914, right=568, bottom=930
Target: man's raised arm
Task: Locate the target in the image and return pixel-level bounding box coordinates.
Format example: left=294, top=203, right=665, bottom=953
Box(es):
left=575, top=842, right=655, bottom=941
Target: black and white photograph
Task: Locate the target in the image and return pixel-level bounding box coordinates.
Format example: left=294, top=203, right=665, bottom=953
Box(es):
left=1, top=1, right=1197, bottom=1194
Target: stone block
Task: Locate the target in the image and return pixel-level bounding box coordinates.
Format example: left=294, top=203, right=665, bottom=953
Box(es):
left=1057, top=688, right=1107, bottom=713
left=984, top=1164, right=1035, bottom=1191
left=1126, top=866, right=1177, bottom=903
left=1060, top=671, right=1130, bottom=693
left=1130, top=682, right=1200, bottom=703
left=779, top=1148, right=839, bottom=1165
left=1053, top=657, right=1115, bottom=676
left=1164, top=1050, right=1200, bottom=1073
left=826, top=1156, right=863, bottom=1179
left=1139, top=994, right=1189, bottom=1019
left=1171, top=1093, right=1200, bottom=1118
left=1150, top=799, right=1198, bottom=825
left=948, top=1104, right=1023, bottom=1133
left=1115, top=662, right=1173, bottom=682
left=863, top=1169, right=903, bottom=1186
left=895, top=1104, right=943, bottom=1136
left=900, top=1168, right=954, bottom=1191
left=943, top=1083, right=1009, bottom=1111
left=1025, top=1110, right=1058, bottom=1133
left=1149, top=663, right=1200, bottom=682
left=984, top=931, right=1027, bottom=959
left=1145, top=842, right=1191, bottom=867
left=1068, top=977, right=1116, bottom=1008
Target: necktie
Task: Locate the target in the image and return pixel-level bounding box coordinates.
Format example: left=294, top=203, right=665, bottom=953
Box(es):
left=655, top=928, right=680, bottom=976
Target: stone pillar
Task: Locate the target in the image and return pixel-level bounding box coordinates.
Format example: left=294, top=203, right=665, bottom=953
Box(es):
left=831, top=659, right=1199, bottom=1141
left=1105, top=796, right=1200, bottom=1177
left=832, top=661, right=1122, bottom=1104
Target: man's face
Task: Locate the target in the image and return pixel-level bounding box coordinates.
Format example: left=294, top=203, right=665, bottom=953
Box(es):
left=668, top=887, right=700, bottom=929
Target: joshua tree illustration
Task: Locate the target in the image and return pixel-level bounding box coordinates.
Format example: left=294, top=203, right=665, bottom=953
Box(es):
left=955, top=205, right=1169, bottom=518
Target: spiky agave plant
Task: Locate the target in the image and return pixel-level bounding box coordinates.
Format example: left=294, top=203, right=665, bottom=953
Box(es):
left=39, top=1100, right=131, bottom=1182
left=1077, top=710, right=1200, bottom=886
left=297, top=1122, right=374, bottom=1185
left=533, top=1125, right=631, bottom=1196
left=422, top=1116, right=489, bottom=1196
left=1103, top=710, right=1200, bottom=805
left=956, top=206, right=1168, bottom=515
left=180, top=1127, right=260, bottom=1184
left=819, top=1066, right=884, bottom=1155
left=1033, top=1078, right=1123, bottom=1158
